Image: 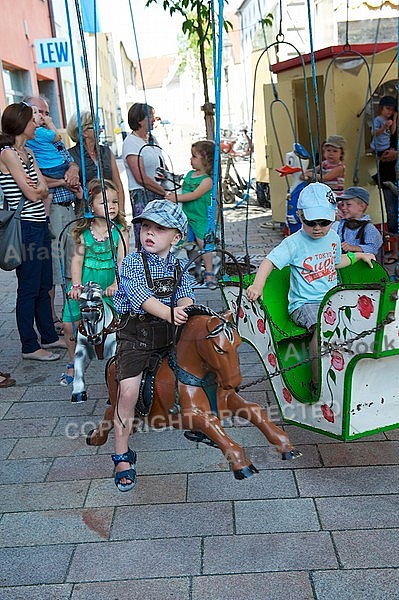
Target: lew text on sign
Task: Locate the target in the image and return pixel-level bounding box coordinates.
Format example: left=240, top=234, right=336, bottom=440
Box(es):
left=34, top=39, right=71, bottom=69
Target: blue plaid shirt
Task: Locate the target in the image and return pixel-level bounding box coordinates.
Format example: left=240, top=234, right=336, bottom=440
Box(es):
left=114, top=249, right=195, bottom=314
left=51, top=141, right=76, bottom=204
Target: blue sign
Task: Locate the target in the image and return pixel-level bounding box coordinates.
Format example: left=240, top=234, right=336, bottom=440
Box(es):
left=34, top=38, right=71, bottom=68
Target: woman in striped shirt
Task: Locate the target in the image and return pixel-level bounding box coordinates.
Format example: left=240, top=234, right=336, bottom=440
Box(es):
left=0, top=102, right=66, bottom=361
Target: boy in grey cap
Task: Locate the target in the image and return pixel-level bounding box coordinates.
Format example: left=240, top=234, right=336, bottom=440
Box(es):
left=336, top=187, right=383, bottom=258
left=111, top=200, right=195, bottom=492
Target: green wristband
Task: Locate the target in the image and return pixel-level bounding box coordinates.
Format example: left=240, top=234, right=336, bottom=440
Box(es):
left=347, top=251, right=355, bottom=265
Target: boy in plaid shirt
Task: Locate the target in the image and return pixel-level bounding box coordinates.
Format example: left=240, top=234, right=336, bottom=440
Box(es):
left=112, top=200, right=195, bottom=491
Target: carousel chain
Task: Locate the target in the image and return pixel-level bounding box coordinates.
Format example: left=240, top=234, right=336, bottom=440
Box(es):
left=238, top=316, right=392, bottom=391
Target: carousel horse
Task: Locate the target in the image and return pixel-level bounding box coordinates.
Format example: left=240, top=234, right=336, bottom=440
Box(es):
left=86, top=305, right=300, bottom=479
left=155, top=166, right=182, bottom=192
left=71, top=281, right=119, bottom=404
left=276, top=142, right=309, bottom=234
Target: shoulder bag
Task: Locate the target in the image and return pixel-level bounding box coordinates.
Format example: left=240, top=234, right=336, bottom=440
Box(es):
left=0, top=194, right=25, bottom=271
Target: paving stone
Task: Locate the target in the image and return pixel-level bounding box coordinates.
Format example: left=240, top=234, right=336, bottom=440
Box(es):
left=333, top=528, right=399, bottom=568
left=0, top=584, right=73, bottom=599
left=10, top=384, right=74, bottom=402
left=0, top=480, right=90, bottom=512
left=247, top=443, right=321, bottom=469
left=0, top=437, right=16, bottom=459
left=187, top=469, right=298, bottom=501
left=296, top=465, right=399, bottom=497
left=0, top=545, right=75, bottom=586
left=111, top=501, right=233, bottom=540
left=318, top=440, right=399, bottom=466
left=67, top=539, right=201, bottom=581
left=192, top=572, right=314, bottom=600
left=316, top=495, right=399, bottom=530
left=129, top=427, right=196, bottom=451
left=5, top=400, right=97, bottom=419
left=137, top=447, right=230, bottom=475
left=235, top=498, right=320, bottom=533
left=10, top=435, right=97, bottom=459
left=0, top=417, right=57, bottom=438
left=52, top=414, right=106, bottom=438
left=85, top=473, right=187, bottom=507
left=0, top=401, right=12, bottom=419
left=284, top=424, right=386, bottom=444
left=71, top=578, right=190, bottom=600
left=46, top=454, right=110, bottom=481
left=220, top=424, right=284, bottom=447
left=0, top=508, right=114, bottom=546
left=0, top=457, right=52, bottom=484
left=203, top=532, right=338, bottom=573
left=312, top=568, right=399, bottom=600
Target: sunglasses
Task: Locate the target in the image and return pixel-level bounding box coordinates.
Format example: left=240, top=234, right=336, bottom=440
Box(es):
left=302, top=218, right=332, bottom=227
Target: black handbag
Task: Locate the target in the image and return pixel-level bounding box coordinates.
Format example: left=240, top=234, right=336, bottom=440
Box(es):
left=0, top=194, right=25, bottom=271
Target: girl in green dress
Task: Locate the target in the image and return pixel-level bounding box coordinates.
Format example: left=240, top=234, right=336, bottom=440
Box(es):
left=174, top=140, right=217, bottom=289
left=60, top=179, right=129, bottom=385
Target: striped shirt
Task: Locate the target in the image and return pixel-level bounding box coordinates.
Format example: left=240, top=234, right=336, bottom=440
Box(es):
left=114, top=249, right=195, bottom=314
left=0, top=148, right=46, bottom=221
left=321, top=160, right=345, bottom=196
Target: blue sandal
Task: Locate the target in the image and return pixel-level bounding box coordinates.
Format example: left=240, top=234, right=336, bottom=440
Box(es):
left=60, top=363, right=74, bottom=386
left=111, top=448, right=137, bottom=492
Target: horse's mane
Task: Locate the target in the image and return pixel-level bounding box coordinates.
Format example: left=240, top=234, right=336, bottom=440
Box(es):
left=184, top=304, right=219, bottom=319
left=174, top=304, right=228, bottom=344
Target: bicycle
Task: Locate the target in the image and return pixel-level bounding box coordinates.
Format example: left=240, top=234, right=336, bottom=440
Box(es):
left=221, top=153, right=257, bottom=204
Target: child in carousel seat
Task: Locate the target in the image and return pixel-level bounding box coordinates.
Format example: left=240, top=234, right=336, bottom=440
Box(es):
left=246, top=183, right=375, bottom=391
left=335, top=186, right=383, bottom=261
left=111, top=200, right=195, bottom=492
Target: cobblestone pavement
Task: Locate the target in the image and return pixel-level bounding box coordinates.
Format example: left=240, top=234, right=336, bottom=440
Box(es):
left=1, top=201, right=399, bottom=599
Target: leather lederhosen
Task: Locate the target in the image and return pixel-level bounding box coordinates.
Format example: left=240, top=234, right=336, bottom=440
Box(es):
left=118, top=253, right=181, bottom=349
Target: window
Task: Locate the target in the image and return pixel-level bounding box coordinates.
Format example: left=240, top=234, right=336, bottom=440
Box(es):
left=3, top=68, right=28, bottom=105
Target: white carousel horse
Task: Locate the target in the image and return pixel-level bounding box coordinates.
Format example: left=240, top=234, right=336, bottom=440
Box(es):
left=155, top=167, right=182, bottom=192
left=71, top=281, right=118, bottom=403
left=222, top=261, right=399, bottom=440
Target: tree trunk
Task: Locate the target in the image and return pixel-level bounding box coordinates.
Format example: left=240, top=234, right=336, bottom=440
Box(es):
left=197, top=1, right=214, bottom=139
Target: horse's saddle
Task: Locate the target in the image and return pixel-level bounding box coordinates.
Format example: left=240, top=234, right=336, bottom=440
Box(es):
left=136, top=350, right=169, bottom=417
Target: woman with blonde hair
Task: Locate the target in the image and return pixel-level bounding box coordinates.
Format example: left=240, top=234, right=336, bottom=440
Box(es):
left=67, top=111, right=125, bottom=211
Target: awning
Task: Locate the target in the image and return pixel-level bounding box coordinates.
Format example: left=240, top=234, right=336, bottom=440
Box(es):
left=353, top=0, right=399, bottom=8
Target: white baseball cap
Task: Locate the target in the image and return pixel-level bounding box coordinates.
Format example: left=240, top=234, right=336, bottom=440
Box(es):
left=298, top=183, right=337, bottom=221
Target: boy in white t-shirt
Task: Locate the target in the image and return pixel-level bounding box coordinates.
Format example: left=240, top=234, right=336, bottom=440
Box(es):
left=247, top=183, right=375, bottom=388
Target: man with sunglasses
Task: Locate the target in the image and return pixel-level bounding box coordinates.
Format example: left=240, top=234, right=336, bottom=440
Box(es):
left=247, top=182, right=375, bottom=390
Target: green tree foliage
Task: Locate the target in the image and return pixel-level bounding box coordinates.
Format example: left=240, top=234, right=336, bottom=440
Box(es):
left=145, top=0, right=232, bottom=138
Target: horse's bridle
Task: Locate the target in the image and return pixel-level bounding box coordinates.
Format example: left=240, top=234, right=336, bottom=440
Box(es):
left=78, top=295, right=119, bottom=359
left=78, top=302, right=105, bottom=345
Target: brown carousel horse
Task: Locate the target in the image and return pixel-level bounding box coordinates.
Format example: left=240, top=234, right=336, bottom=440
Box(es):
left=87, top=305, right=300, bottom=479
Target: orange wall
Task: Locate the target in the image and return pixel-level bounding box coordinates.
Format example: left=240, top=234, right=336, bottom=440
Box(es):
left=0, top=0, right=59, bottom=109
